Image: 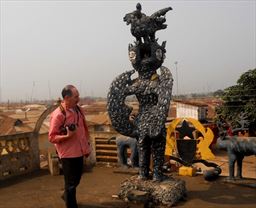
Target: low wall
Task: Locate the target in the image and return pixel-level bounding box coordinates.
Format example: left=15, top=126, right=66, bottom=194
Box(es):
left=0, top=132, right=40, bottom=180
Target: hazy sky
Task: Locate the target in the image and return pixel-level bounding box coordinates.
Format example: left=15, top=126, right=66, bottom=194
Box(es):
left=0, top=0, right=255, bottom=102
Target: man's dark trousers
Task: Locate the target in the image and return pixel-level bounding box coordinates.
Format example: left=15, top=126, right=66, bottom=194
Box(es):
left=61, top=156, right=84, bottom=208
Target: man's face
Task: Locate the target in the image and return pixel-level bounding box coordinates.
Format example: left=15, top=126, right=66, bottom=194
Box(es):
left=66, top=87, right=80, bottom=108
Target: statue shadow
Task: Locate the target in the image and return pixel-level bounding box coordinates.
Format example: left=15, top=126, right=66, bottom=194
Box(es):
left=180, top=176, right=256, bottom=206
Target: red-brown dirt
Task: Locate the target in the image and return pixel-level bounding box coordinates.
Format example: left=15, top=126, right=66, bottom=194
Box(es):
left=0, top=150, right=255, bottom=208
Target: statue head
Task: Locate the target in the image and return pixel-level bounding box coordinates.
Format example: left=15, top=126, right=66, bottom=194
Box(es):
left=128, top=41, right=166, bottom=75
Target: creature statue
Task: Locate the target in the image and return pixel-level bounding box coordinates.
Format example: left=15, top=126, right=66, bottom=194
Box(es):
left=217, top=135, right=256, bottom=180
left=107, top=3, right=173, bottom=181
left=216, top=113, right=256, bottom=180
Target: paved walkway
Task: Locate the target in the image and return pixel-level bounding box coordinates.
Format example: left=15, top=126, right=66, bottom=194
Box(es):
left=0, top=154, right=255, bottom=208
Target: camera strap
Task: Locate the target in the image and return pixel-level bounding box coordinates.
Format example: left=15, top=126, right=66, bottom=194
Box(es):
left=59, top=104, right=81, bottom=127
left=59, top=104, right=67, bottom=128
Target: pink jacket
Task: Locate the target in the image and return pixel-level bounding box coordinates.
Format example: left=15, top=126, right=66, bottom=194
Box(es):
left=48, top=104, right=91, bottom=158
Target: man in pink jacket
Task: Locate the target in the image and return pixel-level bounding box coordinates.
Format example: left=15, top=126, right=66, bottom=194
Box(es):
left=49, top=85, right=91, bottom=208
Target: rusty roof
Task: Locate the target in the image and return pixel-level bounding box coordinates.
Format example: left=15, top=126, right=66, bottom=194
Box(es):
left=86, top=113, right=111, bottom=125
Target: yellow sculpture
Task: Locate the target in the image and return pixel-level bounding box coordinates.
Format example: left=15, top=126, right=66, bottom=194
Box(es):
left=165, top=117, right=215, bottom=160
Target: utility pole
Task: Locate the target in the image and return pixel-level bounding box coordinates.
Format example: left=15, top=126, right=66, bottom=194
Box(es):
left=48, top=80, right=52, bottom=101
left=30, top=81, right=35, bottom=103
left=174, top=61, right=178, bottom=96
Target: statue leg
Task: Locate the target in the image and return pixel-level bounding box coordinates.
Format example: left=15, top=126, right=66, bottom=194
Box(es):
left=152, top=134, right=167, bottom=181
left=116, top=139, right=128, bottom=167
left=129, top=139, right=139, bottom=167
left=236, top=155, right=244, bottom=179
left=228, top=152, right=236, bottom=180
left=138, top=136, right=151, bottom=180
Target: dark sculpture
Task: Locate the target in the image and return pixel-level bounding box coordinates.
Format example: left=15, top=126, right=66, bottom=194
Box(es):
left=216, top=114, right=256, bottom=180
left=217, top=135, right=256, bottom=180
left=123, top=3, right=172, bottom=43
left=107, top=3, right=173, bottom=181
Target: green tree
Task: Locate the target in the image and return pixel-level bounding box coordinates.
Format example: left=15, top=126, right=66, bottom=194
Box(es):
left=213, top=89, right=224, bottom=97
left=216, top=68, right=256, bottom=135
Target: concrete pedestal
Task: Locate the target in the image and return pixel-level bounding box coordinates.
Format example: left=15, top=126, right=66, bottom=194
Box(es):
left=119, top=175, right=186, bottom=207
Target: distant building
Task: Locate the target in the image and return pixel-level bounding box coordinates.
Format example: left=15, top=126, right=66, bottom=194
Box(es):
left=86, top=112, right=113, bottom=132
left=167, top=102, right=177, bottom=121
left=81, top=101, right=107, bottom=115
left=174, top=100, right=208, bottom=121
left=0, top=106, right=48, bottom=136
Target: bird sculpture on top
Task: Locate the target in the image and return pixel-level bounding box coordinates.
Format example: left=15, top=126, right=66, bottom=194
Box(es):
left=123, top=3, right=172, bottom=43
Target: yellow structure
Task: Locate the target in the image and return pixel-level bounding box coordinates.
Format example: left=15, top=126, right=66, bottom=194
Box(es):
left=178, top=166, right=197, bottom=176
left=165, top=117, right=215, bottom=160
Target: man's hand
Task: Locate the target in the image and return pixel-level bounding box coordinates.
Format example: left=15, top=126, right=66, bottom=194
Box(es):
left=55, top=127, right=77, bottom=143
left=66, top=126, right=77, bottom=138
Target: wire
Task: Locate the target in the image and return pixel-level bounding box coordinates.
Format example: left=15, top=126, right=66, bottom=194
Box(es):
left=217, top=105, right=255, bottom=108
left=223, top=88, right=256, bottom=92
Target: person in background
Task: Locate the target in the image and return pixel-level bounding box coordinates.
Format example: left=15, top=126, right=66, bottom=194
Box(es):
left=48, top=85, right=91, bottom=208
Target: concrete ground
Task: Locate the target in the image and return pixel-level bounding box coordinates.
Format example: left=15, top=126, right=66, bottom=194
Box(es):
left=0, top=151, right=255, bottom=208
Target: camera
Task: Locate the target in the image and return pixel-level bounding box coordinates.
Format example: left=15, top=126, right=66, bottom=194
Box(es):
left=59, top=124, right=76, bottom=135
left=67, top=124, right=76, bottom=131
